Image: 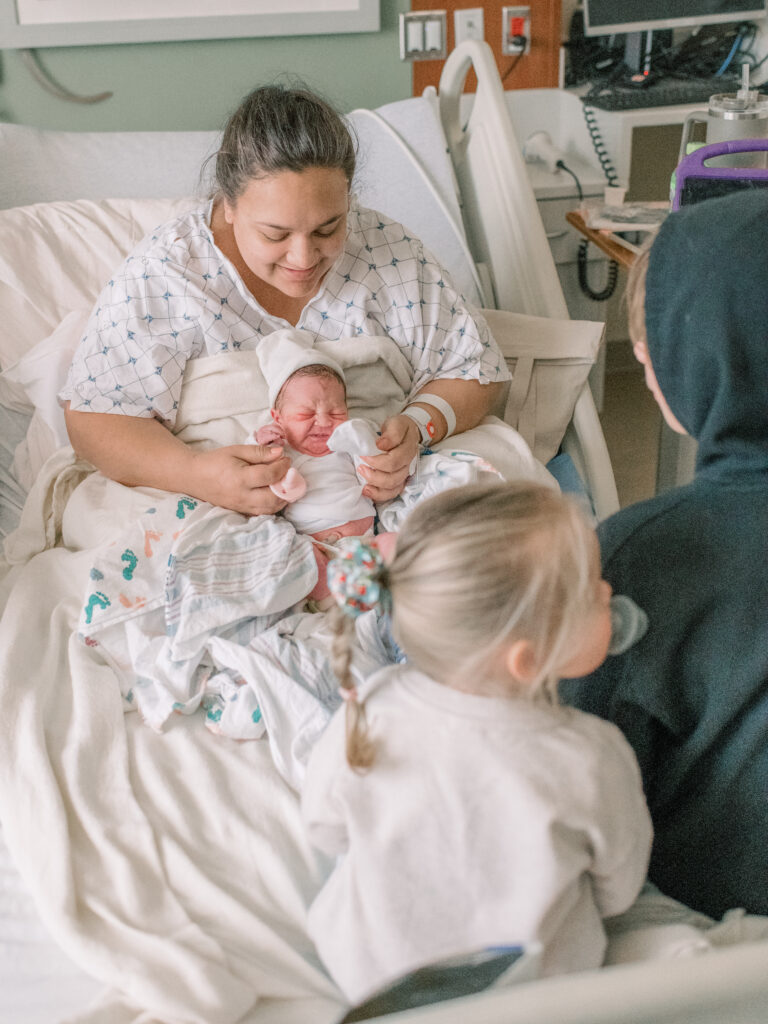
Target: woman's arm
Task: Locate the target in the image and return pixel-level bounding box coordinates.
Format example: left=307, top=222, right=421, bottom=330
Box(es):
left=359, top=379, right=505, bottom=502
left=408, top=378, right=505, bottom=438
left=63, top=405, right=291, bottom=516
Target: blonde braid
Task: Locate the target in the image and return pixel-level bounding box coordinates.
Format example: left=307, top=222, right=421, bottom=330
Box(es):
left=329, top=607, right=377, bottom=773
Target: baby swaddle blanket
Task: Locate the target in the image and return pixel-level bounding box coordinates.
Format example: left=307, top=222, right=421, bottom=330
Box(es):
left=75, top=444, right=507, bottom=751
left=78, top=494, right=319, bottom=741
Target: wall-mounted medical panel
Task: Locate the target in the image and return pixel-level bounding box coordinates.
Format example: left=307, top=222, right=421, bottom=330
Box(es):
left=0, top=0, right=380, bottom=48
left=409, top=0, right=560, bottom=94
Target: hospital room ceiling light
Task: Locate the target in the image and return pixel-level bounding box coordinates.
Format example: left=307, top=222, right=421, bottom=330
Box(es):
left=399, top=11, right=447, bottom=61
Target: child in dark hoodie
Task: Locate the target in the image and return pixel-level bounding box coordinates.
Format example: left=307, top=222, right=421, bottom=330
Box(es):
left=561, top=189, right=768, bottom=920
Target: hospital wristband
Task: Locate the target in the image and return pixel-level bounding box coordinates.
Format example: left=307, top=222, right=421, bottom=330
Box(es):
left=409, top=393, right=457, bottom=439
left=402, top=405, right=437, bottom=448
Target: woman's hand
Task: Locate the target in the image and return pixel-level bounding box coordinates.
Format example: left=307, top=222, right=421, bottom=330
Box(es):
left=359, top=414, right=420, bottom=501
left=191, top=444, right=291, bottom=516
left=63, top=406, right=292, bottom=515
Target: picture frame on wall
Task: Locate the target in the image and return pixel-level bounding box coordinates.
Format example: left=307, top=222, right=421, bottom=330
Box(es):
left=0, top=0, right=380, bottom=48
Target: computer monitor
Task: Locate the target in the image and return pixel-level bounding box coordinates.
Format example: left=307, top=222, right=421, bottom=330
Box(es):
left=583, top=0, right=768, bottom=74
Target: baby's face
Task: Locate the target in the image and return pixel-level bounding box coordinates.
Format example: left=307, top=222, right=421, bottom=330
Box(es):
left=273, top=375, right=348, bottom=456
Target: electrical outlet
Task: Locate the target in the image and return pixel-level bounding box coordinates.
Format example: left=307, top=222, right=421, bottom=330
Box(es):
left=454, top=8, right=484, bottom=46
left=399, top=11, right=447, bottom=61
left=501, top=5, right=530, bottom=56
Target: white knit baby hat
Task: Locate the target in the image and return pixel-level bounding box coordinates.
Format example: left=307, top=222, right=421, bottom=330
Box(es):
left=260, top=327, right=346, bottom=406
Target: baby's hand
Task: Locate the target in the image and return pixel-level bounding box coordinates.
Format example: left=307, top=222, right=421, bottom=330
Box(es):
left=271, top=467, right=307, bottom=502
left=254, top=423, right=286, bottom=446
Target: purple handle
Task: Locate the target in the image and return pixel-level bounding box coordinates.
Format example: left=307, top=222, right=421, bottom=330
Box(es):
left=674, top=138, right=768, bottom=209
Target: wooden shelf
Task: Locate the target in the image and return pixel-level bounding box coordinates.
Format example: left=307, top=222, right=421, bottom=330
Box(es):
left=565, top=211, right=639, bottom=270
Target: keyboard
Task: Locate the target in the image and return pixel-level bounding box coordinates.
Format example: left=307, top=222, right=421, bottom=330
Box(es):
left=583, top=76, right=741, bottom=111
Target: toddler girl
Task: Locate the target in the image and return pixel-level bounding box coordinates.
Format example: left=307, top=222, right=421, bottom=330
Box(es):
left=302, top=481, right=652, bottom=1005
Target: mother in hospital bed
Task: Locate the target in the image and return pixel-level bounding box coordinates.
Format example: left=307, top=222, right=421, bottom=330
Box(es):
left=59, top=83, right=509, bottom=515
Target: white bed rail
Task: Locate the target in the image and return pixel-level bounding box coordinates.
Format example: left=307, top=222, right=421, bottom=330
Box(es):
left=377, top=938, right=768, bottom=1024
left=437, top=42, right=620, bottom=519
left=439, top=41, right=567, bottom=319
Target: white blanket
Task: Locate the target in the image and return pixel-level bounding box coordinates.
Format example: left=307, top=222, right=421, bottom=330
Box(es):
left=0, top=547, right=345, bottom=1024
left=172, top=337, right=415, bottom=450
left=2, top=342, right=766, bottom=1020
left=0, top=342, right=554, bottom=1022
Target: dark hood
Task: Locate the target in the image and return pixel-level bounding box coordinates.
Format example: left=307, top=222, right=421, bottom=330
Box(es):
left=645, top=189, right=768, bottom=478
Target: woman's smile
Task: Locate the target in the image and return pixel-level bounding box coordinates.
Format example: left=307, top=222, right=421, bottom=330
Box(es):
left=279, top=263, right=322, bottom=281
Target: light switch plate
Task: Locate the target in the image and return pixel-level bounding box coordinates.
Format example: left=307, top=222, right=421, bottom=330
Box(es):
left=399, top=11, right=447, bottom=61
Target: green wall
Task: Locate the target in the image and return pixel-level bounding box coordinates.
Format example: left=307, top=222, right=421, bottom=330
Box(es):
left=0, top=1, right=411, bottom=130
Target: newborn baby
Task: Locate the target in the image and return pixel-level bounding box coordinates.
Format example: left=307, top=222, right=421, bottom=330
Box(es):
left=255, top=330, right=391, bottom=605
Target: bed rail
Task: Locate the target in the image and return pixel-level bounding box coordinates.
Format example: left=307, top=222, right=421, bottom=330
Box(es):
left=439, top=41, right=566, bottom=319
left=437, top=42, right=620, bottom=518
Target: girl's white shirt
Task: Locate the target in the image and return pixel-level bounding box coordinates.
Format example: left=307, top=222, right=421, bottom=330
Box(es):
left=302, top=664, right=652, bottom=1004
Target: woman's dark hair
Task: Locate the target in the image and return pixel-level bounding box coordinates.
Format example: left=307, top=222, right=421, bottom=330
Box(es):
left=215, top=84, right=356, bottom=203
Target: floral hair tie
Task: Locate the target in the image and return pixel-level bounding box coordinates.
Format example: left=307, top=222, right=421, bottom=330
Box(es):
left=327, top=537, right=390, bottom=619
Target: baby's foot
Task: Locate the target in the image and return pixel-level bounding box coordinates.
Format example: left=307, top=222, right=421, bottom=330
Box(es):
left=371, top=531, right=397, bottom=563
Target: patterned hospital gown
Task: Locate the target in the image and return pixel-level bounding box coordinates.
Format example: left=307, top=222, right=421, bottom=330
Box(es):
left=60, top=199, right=510, bottom=421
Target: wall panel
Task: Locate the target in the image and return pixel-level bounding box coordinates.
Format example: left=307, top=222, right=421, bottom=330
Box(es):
left=410, top=0, right=561, bottom=94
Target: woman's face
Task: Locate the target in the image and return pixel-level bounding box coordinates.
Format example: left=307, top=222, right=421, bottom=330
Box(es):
left=223, top=167, right=349, bottom=300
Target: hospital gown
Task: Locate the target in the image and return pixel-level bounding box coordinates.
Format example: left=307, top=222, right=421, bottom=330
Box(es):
left=59, top=198, right=510, bottom=419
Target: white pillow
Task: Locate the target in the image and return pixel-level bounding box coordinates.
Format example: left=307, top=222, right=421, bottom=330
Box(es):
left=481, top=308, right=603, bottom=464
left=0, top=196, right=198, bottom=371
left=10, top=412, right=57, bottom=494
left=0, top=309, right=88, bottom=446
left=0, top=310, right=89, bottom=489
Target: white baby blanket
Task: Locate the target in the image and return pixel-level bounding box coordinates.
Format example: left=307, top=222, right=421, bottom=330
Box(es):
left=173, top=336, right=414, bottom=450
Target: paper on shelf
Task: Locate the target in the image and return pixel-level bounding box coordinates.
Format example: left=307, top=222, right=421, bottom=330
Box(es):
left=581, top=198, right=670, bottom=233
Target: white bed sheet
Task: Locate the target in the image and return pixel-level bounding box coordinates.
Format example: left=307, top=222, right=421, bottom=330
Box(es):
left=1, top=405, right=104, bottom=1020
left=0, top=826, right=105, bottom=1023
left=0, top=318, right=555, bottom=1024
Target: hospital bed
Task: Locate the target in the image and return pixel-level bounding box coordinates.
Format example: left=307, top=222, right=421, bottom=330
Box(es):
left=0, top=39, right=766, bottom=1024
